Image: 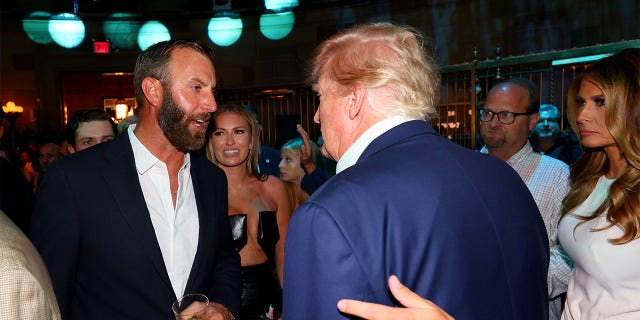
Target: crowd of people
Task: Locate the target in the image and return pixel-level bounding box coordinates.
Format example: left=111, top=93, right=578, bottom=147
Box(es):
left=0, top=22, right=639, bottom=320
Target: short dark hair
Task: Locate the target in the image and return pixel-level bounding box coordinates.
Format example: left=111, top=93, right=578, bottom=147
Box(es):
left=133, top=40, right=215, bottom=109
left=65, top=109, right=117, bottom=144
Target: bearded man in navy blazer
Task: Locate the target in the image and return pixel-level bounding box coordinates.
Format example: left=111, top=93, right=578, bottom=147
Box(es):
left=30, top=40, right=241, bottom=320
left=283, top=23, right=549, bottom=320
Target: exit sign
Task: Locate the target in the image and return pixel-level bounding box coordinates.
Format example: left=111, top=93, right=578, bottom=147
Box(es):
left=94, top=41, right=110, bottom=54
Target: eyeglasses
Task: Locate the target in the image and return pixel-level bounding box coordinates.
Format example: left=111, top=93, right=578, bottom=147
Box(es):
left=479, top=109, right=534, bottom=125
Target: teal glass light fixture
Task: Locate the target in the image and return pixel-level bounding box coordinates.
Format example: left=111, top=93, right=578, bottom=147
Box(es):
left=48, top=13, right=85, bottom=48
left=208, top=14, right=243, bottom=47
left=104, top=13, right=141, bottom=50
left=259, top=11, right=295, bottom=40
left=137, top=20, right=171, bottom=51
left=264, top=0, right=299, bottom=11
left=23, top=11, right=53, bottom=44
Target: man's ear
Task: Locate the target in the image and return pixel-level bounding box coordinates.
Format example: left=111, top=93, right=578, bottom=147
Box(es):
left=348, top=86, right=367, bottom=120
left=528, top=112, right=540, bottom=131
left=67, top=143, right=76, bottom=155
left=142, top=77, right=163, bottom=107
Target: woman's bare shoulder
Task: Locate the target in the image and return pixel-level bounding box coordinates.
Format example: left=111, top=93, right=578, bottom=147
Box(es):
left=263, top=175, right=287, bottom=190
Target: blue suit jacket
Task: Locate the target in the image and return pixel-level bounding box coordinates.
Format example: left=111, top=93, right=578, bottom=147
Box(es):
left=30, top=132, right=241, bottom=320
left=284, top=121, right=549, bottom=319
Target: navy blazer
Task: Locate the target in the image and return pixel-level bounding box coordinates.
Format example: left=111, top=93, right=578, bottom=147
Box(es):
left=284, top=120, right=549, bottom=319
left=30, top=132, right=241, bottom=320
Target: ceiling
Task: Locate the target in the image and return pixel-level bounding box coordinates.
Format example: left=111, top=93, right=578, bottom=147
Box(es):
left=0, top=0, right=373, bottom=19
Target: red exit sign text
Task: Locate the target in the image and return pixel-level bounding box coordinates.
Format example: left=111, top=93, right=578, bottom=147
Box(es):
left=94, top=41, right=110, bottom=54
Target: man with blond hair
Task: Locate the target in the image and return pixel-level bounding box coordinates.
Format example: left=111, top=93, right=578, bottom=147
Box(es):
left=283, top=22, right=549, bottom=320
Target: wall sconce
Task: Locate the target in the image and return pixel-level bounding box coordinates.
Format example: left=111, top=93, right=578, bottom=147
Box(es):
left=2, top=101, right=24, bottom=149
left=115, top=100, right=128, bottom=121
left=2, top=101, right=24, bottom=118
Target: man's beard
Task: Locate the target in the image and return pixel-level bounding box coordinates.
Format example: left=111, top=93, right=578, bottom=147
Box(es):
left=480, top=128, right=506, bottom=148
left=157, top=91, right=210, bottom=152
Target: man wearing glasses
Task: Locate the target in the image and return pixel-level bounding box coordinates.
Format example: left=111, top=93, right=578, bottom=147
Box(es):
left=479, top=78, right=572, bottom=320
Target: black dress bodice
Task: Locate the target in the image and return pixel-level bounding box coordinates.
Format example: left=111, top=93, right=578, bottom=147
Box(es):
left=228, top=211, right=280, bottom=260
left=228, top=211, right=282, bottom=319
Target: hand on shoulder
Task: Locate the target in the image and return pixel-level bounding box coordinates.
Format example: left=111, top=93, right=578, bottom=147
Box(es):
left=337, top=275, right=454, bottom=320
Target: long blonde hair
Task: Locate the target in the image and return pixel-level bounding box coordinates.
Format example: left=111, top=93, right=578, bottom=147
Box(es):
left=206, top=103, right=266, bottom=181
left=562, top=49, right=640, bottom=244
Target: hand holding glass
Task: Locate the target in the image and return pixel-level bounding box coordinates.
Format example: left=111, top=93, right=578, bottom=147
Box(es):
left=172, top=293, right=209, bottom=320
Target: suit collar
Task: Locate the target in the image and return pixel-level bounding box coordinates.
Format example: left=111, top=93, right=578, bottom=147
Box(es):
left=336, top=115, right=410, bottom=174
left=183, top=158, right=215, bottom=293
left=359, top=120, right=438, bottom=161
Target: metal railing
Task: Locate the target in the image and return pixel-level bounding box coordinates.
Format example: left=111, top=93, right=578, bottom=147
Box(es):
left=220, top=40, right=640, bottom=149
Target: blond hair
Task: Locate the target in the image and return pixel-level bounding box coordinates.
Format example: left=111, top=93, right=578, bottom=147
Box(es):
left=562, top=49, right=640, bottom=244
left=206, top=103, right=266, bottom=181
left=308, top=22, right=440, bottom=121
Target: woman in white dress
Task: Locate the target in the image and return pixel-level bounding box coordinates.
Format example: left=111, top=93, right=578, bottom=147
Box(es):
left=559, top=48, right=640, bottom=319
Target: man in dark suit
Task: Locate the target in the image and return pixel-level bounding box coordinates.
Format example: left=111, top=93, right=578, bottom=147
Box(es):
left=530, top=103, right=583, bottom=164
left=30, top=40, right=241, bottom=320
left=283, top=23, right=549, bottom=320
left=0, top=109, right=36, bottom=234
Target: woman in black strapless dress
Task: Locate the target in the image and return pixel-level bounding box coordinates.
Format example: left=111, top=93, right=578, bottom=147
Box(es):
left=206, top=103, right=291, bottom=320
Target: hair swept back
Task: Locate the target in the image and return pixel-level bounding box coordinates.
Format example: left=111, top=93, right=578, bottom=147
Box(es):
left=206, top=103, right=266, bottom=181
left=133, top=39, right=215, bottom=109
left=307, top=22, right=440, bottom=121
left=562, top=48, right=640, bottom=244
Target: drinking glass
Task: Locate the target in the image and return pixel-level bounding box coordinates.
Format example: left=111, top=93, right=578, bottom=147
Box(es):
left=172, top=293, right=209, bottom=320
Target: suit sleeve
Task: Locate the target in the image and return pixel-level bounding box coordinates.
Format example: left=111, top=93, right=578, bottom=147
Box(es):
left=29, top=165, right=79, bottom=320
left=283, top=202, right=368, bottom=320
left=300, top=167, right=328, bottom=195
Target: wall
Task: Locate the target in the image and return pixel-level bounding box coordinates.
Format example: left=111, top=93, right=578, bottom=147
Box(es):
left=0, top=0, right=638, bottom=145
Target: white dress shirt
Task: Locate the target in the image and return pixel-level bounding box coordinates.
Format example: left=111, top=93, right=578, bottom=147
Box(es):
left=336, top=115, right=410, bottom=174
left=128, top=125, right=199, bottom=298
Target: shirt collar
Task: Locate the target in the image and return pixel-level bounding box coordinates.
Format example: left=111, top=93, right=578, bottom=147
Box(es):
left=479, top=140, right=534, bottom=165
left=506, top=140, right=534, bottom=167
left=336, top=115, right=410, bottom=174
left=128, top=124, right=190, bottom=175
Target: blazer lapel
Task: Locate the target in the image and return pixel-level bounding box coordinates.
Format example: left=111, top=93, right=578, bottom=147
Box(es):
left=184, top=159, right=214, bottom=293
left=101, top=133, right=174, bottom=293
